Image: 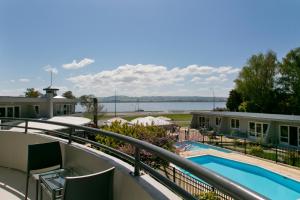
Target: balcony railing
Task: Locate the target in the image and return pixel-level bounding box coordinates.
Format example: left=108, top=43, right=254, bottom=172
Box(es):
left=0, top=117, right=267, bottom=200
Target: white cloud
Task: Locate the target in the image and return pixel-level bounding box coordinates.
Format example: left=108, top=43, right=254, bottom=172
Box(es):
left=44, top=65, right=58, bottom=74
left=0, top=88, right=25, bottom=96
left=62, top=58, right=95, bottom=69
left=191, top=77, right=202, bottom=83
left=10, top=80, right=15, bottom=83
left=18, top=78, right=30, bottom=82
left=67, top=64, right=240, bottom=96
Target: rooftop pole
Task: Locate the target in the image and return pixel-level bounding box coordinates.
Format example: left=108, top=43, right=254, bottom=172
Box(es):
left=50, top=71, right=53, bottom=87
left=210, top=87, right=215, bottom=111
left=213, top=88, right=215, bottom=110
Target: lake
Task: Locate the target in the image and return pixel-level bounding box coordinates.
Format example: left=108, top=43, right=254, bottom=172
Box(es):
left=76, top=102, right=226, bottom=112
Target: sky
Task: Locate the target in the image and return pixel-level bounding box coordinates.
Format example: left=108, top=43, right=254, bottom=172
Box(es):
left=0, top=0, right=300, bottom=97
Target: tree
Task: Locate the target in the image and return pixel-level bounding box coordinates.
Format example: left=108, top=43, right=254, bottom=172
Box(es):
left=62, top=91, right=76, bottom=99
left=276, top=47, right=300, bottom=114
left=235, top=51, right=278, bottom=113
left=79, top=94, right=105, bottom=115
left=79, top=95, right=96, bottom=112
left=25, top=88, right=41, bottom=98
left=226, top=89, right=242, bottom=111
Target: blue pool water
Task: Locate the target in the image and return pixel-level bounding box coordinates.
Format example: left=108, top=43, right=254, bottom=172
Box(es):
left=175, top=141, right=231, bottom=153
left=189, top=155, right=300, bottom=200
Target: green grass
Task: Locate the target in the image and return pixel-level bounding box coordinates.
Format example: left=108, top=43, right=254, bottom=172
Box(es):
left=83, top=113, right=112, bottom=120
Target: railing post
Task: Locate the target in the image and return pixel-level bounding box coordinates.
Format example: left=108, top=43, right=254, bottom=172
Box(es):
left=173, top=167, right=176, bottom=183
left=134, top=147, right=141, bottom=176
left=68, top=128, right=74, bottom=144
left=24, top=120, right=28, bottom=134
left=244, top=138, right=247, bottom=154
left=275, top=146, right=278, bottom=163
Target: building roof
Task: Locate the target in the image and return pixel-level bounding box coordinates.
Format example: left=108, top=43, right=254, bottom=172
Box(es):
left=0, top=96, right=77, bottom=103
left=43, top=87, right=59, bottom=91
left=9, top=116, right=91, bottom=133
left=191, top=111, right=300, bottom=123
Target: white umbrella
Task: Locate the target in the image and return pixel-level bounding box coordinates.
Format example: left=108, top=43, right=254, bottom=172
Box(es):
left=106, top=117, right=128, bottom=125
left=130, top=116, right=171, bottom=126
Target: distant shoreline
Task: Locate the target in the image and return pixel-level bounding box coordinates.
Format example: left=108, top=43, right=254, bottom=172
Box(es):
left=99, top=101, right=227, bottom=103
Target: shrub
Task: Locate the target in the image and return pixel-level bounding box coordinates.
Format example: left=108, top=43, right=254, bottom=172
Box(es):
left=95, top=121, right=175, bottom=169
left=249, top=145, right=264, bottom=156
left=233, top=139, right=242, bottom=147
left=284, top=151, right=299, bottom=166
left=195, top=192, right=219, bottom=200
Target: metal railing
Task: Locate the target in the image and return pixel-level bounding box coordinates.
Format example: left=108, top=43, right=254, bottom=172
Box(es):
left=0, top=117, right=267, bottom=200
left=159, top=165, right=233, bottom=200
left=200, top=134, right=300, bottom=168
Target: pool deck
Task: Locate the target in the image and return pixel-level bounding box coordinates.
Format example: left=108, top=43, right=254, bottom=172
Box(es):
left=180, top=149, right=300, bottom=181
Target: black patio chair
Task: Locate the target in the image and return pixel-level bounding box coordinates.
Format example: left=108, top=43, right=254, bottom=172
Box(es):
left=62, top=167, right=115, bottom=200
left=25, top=141, right=62, bottom=200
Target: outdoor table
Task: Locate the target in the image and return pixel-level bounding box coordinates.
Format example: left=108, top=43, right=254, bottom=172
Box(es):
left=39, top=168, right=77, bottom=200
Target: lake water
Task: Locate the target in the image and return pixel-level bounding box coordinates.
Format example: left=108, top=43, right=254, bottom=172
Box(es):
left=76, top=102, right=226, bottom=112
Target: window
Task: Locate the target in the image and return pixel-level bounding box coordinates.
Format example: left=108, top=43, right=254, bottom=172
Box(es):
left=14, top=106, right=20, bottom=118
left=0, top=107, right=5, bottom=117
left=263, top=124, right=268, bottom=135
left=280, top=125, right=300, bottom=146
left=63, top=105, right=67, bottom=115
left=0, top=106, right=20, bottom=118
left=34, top=105, right=40, bottom=115
left=249, top=122, right=256, bottom=136
left=256, top=123, right=262, bottom=137
left=280, top=126, right=288, bottom=143
left=199, top=116, right=209, bottom=128
left=7, top=107, right=13, bottom=118
left=216, top=117, right=221, bottom=126
left=56, top=104, right=62, bottom=115
left=230, top=119, right=240, bottom=129
left=248, top=122, right=269, bottom=138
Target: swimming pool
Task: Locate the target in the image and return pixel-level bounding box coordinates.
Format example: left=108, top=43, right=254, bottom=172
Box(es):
left=175, top=141, right=231, bottom=153
left=188, top=155, right=300, bottom=200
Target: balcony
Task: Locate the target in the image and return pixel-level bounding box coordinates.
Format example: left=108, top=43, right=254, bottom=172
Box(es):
left=0, top=118, right=266, bottom=200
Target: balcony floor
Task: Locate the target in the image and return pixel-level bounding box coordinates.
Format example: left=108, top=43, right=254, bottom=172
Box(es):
left=0, top=167, right=51, bottom=200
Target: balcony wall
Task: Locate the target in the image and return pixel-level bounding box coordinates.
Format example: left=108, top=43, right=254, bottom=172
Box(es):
left=0, top=131, right=180, bottom=200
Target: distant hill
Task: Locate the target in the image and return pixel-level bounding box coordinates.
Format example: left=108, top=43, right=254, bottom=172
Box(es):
left=98, top=96, right=227, bottom=103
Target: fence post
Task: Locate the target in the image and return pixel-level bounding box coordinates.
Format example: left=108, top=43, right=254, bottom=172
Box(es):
left=173, top=167, right=176, bottom=183
left=220, top=135, right=223, bottom=147
left=68, top=128, right=74, bottom=144
left=202, top=133, right=204, bottom=143
left=134, top=147, right=141, bottom=176
left=244, top=138, right=247, bottom=154
left=24, top=120, right=28, bottom=134
left=275, top=146, right=278, bottom=163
